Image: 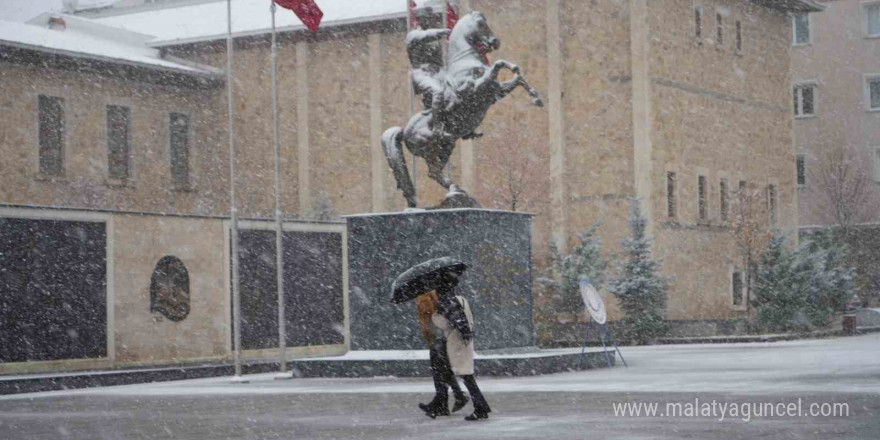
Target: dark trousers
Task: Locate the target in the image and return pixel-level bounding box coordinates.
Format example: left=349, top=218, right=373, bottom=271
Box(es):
left=461, top=374, right=491, bottom=414
left=429, top=338, right=463, bottom=407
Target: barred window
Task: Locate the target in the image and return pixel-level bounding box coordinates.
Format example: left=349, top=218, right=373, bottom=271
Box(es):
left=169, top=112, right=190, bottom=187
left=698, top=175, right=707, bottom=221
left=797, top=155, right=806, bottom=186
left=735, top=20, right=743, bottom=52
left=667, top=172, right=677, bottom=219
left=38, top=95, right=64, bottom=176
left=107, top=105, right=131, bottom=179
left=767, top=184, right=778, bottom=225
left=732, top=271, right=744, bottom=306
left=720, top=179, right=729, bottom=222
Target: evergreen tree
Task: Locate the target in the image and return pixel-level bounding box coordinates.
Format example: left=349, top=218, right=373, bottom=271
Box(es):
left=752, top=232, right=802, bottom=332
left=798, top=230, right=854, bottom=327
left=752, top=231, right=854, bottom=332
left=540, top=223, right=608, bottom=317
left=606, top=202, right=669, bottom=344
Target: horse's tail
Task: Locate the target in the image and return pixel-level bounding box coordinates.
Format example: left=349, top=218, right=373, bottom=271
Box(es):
left=381, top=127, right=417, bottom=208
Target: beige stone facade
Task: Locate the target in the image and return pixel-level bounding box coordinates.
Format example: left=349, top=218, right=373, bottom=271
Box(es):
left=0, top=0, right=813, bottom=371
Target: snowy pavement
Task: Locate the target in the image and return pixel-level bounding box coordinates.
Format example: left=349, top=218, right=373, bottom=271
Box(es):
left=1, top=334, right=878, bottom=439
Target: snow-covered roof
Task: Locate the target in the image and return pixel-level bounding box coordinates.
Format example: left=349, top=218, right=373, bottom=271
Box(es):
left=91, top=0, right=449, bottom=47
left=751, top=0, right=824, bottom=13
left=89, top=0, right=823, bottom=48
left=0, top=13, right=221, bottom=78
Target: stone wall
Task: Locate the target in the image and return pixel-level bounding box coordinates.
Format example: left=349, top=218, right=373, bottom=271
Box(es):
left=648, top=0, right=797, bottom=320
left=0, top=62, right=226, bottom=216
left=111, top=214, right=229, bottom=364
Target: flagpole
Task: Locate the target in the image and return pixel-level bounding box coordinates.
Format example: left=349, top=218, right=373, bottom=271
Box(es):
left=227, top=0, right=246, bottom=384
left=442, top=0, right=451, bottom=179
left=270, top=0, right=291, bottom=380
left=407, top=0, right=417, bottom=198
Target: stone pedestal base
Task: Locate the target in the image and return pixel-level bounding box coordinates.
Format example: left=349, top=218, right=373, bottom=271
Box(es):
left=346, top=209, right=535, bottom=350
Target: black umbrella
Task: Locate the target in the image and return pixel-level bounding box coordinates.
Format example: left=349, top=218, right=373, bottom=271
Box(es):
left=391, top=257, right=468, bottom=304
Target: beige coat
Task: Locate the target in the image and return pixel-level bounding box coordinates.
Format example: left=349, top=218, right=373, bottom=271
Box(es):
left=431, top=296, right=475, bottom=376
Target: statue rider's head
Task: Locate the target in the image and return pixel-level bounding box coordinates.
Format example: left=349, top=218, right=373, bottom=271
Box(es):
left=414, top=5, right=441, bottom=30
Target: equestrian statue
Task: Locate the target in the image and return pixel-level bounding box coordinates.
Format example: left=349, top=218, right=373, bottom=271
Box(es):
left=382, top=8, right=543, bottom=208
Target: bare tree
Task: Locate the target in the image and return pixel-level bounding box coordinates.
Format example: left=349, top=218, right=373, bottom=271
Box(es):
left=730, top=182, right=771, bottom=310
left=811, top=145, right=880, bottom=308
left=815, top=145, right=873, bottom=230
left=486, top=112, right=549, bottom=212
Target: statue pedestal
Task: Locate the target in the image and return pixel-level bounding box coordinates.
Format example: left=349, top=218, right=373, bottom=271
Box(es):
left=345, top=209, right=535, bottom=350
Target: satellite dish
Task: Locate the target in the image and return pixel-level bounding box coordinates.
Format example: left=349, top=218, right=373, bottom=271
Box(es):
left=579, top=276, right=606, bottom=325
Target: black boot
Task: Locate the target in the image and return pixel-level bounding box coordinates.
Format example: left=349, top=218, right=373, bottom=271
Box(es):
left=452, top=393, right=469, bottom=413
left=419, top=402, right=450, bottom=418
left=464, top=412, right=489, bottom=421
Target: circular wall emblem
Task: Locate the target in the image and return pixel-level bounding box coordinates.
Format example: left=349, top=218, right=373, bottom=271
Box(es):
left=579, top=277, right=606, bottom=325
left=150, top=256, right=191, bottom=322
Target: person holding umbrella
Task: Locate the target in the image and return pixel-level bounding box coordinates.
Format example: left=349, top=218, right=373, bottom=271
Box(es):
left=392, top=257, right=492, bottom=421
left=432, top=271, right=491, bottom=421
left=415, top=291, right=469, bottom=418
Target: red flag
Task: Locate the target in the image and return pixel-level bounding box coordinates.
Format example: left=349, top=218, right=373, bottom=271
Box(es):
left=275, top=0, right=323, bottom=33
left=445, top=1, right=458, bottom=30
left=409, top=0, right=418, bottom=29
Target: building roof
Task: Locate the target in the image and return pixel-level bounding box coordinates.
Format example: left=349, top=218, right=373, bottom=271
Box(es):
left=751, top=0, right=825, bottom=13
left=89, top=0, right=823, bottom=48
left=0, top=13, right=221, bottom=78
left=90, top=0, right=448, bottom=47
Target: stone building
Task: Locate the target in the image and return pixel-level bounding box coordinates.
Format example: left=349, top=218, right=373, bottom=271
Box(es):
left=790, top=0, right=880, bottom=306
left=0, top=0, right=819, bottom=373
left=791, top=0, right=880, bottom=227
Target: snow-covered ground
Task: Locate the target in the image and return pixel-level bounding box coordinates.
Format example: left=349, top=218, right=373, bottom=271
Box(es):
left=2, top=335, right=878, bottom=440
left=3, top=333, right=878, bottom=401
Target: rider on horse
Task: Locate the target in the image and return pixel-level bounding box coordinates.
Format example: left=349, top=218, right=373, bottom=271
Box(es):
left=407, top=7, right=453, bottom=140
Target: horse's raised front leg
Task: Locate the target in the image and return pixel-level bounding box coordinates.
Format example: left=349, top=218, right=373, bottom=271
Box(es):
left=506, top=63, right=544, bottom=107
left=485, top=60, right=544, bottom=107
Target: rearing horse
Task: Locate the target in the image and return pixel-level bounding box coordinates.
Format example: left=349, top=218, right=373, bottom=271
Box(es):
left=382, top=11, right=543, bottom=208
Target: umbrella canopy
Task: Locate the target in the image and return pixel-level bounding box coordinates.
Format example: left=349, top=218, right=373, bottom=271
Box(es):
left=391, top=257, right=468, bottom=304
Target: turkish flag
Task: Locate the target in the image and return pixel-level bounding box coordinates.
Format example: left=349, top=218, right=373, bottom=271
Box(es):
left=445, top=1, right=458, bottom=30
left=275, top=0, right=323, bottom=33
left=409, top=0, right=417, bottom=29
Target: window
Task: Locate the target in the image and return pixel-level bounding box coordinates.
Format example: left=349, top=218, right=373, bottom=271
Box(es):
left=873, top=148, right=880, bottom=183
left=694, top=7, right=703, bottom=39
left=796, top=155, right=806, bottom=186
left=720, top=178, right=729, bottom=222
left=38, top=95, right=64, bottom=176
left=866, top=3, right=880, bottom=37
left=792, top=12, right=810, bottom=45
left=735, top=20, right=743, bottom=52
left=794, top=84, right=816, bottom=117
left=169, top=112, right=190, bottom=187
left=732, top=271, right=744, bottom=306
left=107, top=105, right=131, bottom=179
left=767, top=184, right=778, bottom=225
left=716, top=13, right=724, bottom=46
left=667, top=172, right=677, bottom=219
left=867, top=77, right=880, bottom=111
left=698, top=175, right=707, bottom=221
